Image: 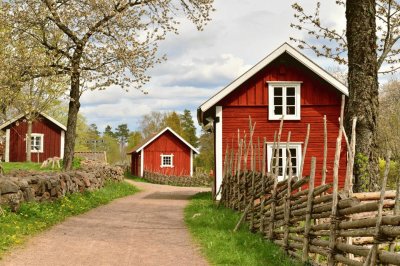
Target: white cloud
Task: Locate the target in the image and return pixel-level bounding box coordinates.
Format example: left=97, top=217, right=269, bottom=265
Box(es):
left=79, top=0, right=347, bottom=133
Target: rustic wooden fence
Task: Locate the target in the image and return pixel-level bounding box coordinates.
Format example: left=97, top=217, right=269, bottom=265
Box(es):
left=219, top=97, right=400, bottom=265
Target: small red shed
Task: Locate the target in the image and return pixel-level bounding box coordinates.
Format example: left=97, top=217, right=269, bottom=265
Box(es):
left=128, top=127, right=199, bottom=177
left=197, top=43, right=349, bottom=199
left=0, top=113, right=66, bottom=162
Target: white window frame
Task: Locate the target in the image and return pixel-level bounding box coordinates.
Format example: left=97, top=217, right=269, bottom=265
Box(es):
left=27, top=133, right=44, bottom=153
left=160, top=154, right=174, bottom=168
left=268, top=82, right=301, bottom=120
left=267, top=143, right=302, bottom=181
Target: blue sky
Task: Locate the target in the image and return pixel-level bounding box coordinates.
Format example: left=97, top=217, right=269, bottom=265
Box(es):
left=79, top=0, right=344, bottom=133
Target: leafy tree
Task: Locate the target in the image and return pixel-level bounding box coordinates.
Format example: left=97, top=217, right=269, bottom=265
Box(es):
left=104, top=125, right=115, bottom=138
left=127, top=131, right=143, bottom=150
left=194, top=128, right=214, bottom=172
left=180, top=109, right=198, bottom=148
left=115, top=124, right=130, bottom=144
left=378, top=79, right=400, bottom=160
left=3, top=0, right=214, bottom=170
left=164, top=111, right=184, bottom=136
left=139, top=111, right=166, bottom=138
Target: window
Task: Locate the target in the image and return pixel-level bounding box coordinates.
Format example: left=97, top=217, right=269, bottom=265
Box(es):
left=268, top=82, right=301, bottom=120
left=160, top=154, right=174, bottom=168
left=267, top=143, right=302, bottom=181
left=27, top=134, right=44, bottom=153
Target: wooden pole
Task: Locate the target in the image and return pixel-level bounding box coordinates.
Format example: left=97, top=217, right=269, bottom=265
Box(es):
left=328, top=95, right=345, bottom=266
left=284, top=131, right=293, bottom=254
left=322, top=115, right=328, bottom=185
left=260, top=137, right=267, bottom=234
left=302, top=157, right=316, bottom=263
left=299, top=124, right=310, bottom=180
left=389, top=176, right=400, bottom=253
left=364, top=152, right=391, bottom=266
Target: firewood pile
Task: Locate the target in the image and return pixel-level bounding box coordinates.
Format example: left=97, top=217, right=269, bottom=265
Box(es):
left=219, top=97, right=400, bottom=266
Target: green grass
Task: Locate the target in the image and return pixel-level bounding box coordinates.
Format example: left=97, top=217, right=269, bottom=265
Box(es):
left=124, top=171, right=150, bottom=183
left=2, top=162, right=59, bottom=173
left=0, top=181, right=139, bottom=258
left=185, top=192, right=302, bottom=266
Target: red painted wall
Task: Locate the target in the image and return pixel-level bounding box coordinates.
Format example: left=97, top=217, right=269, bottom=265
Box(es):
left=217, top=53, right=347, bottom=187
left=7, top=115, right=62, bottom=162
left=142, top=131, right=192, bottom=176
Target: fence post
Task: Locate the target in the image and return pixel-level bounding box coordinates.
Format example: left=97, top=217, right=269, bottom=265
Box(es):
left=302, top=157, right=316, bottom=263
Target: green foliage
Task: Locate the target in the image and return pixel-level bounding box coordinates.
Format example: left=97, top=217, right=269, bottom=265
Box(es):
left=194, top=128, right=214, bottom=172
left=355, top=153, right=370, bottom=191
left=379, top=159, right=399, bottom=189
left=127, top=131, right=143, bottom=151
left=0, top=181, right=138, bottom=257
left=180, top=109, right=198, bottom=148
left=124, top=171, right=150, bottom=183
left=184, top=192, right=302, bottom=266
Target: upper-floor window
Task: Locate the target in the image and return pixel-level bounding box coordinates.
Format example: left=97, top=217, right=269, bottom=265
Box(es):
left=266, top=143, right=302, bottom=181
left=268, top=82, right=301, bottom=120
left=161, top=154, right=174, bottom=168
left=27, top=133, right=44, bottom=153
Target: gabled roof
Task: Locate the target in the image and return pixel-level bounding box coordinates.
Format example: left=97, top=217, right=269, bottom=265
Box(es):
left=127, top=127, right=199, bottom=154
left=0, top=112, right=67, bottom=131
left=198, top=42, right=348, bottom=123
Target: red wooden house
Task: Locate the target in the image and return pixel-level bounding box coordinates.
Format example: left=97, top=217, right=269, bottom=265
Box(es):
left=128, top=127, right=199, bottom=177
left=197, top=43, right=348, bottom=199
left=0, top=113, right=66, bottom=162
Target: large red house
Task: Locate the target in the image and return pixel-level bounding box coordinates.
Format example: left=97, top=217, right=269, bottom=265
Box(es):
left=197, top=43, right=348, bottom=199
left=128, top=127, right=199, bottom=177
left=0, top=113, right=66, bottom=162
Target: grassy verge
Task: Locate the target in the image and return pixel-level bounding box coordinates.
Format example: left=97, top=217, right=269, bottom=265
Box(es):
left=124, top=172, right=150, bottom=183
left=2, top=158, right=81, bottom=174
left=0, top=181, right=139, bottom=258
left=184, top=192, right=302, bottom=266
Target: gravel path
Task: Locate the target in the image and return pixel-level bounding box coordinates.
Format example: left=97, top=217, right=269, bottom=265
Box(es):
left=0, top=180, right=210, bottom=266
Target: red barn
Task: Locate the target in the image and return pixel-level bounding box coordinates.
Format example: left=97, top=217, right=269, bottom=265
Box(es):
left=197, top=43, right=348, bottom=199
left=128, top=127, right=199, bottom=177
left=0, top=113, right=66, bottom=162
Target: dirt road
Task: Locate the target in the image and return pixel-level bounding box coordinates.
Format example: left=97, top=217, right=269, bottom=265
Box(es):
left=0, top=181, right=210, bottom=266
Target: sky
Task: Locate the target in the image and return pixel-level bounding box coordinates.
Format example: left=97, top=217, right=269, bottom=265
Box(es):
left=79, top=0, right=344, bottom=134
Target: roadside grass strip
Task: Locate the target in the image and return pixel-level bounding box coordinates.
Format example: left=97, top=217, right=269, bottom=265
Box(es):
left=184, top=192, right=302, bottom=266
left=0, top=181, right=139, bottom=258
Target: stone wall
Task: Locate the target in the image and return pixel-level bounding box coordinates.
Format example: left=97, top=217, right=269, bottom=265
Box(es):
left=0, top=164, right=124, bottom=211
left=143, top=171, right=212, bottom=187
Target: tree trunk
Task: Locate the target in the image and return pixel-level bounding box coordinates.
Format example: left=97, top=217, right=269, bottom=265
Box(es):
left=63, top=70, right=81, bottom=170
left=26, top=119, right=32, bottom=162
left=345, top=0, right=379, bottom=192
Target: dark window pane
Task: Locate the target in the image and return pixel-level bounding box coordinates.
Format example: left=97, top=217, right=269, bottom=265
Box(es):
left=274, top=97, right=282, bottom=105
left=278, top=167, right=283, bottom=176
left=291, top=157, right=297, bottom=167
left=290, top=148, right=296, bottom=157
left=287, top=106, right=295, bottom=115
left=287, top=87, right=295, bottom=96
left=292, top=166, right=297, bottom=174
left=287, top=97, right=295, bottom=105
left=274, top=87, right=283, bottom=96
left=275, top=106, right=282, bottom=115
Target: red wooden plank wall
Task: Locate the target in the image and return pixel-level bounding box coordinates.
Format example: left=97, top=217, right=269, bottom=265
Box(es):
left=8, top=116, right=62, bottom=162
left=218, top=54, right=347, bottom=188
left=143, top=131, right=192, bottom=176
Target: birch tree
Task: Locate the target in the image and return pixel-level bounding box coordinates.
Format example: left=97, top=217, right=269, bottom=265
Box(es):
left=2, top=0, right=214, bottom=169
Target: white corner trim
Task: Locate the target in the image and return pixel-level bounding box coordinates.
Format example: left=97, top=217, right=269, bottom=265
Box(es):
left=5, top=129, right=10, bottom=162
left=140, top=149, right=144, bottom=177
left=190, top=150, right=193, bottom=177
left=60, top=130, right=65, bottom=158
left=215, top=106, right=223, bottom=200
